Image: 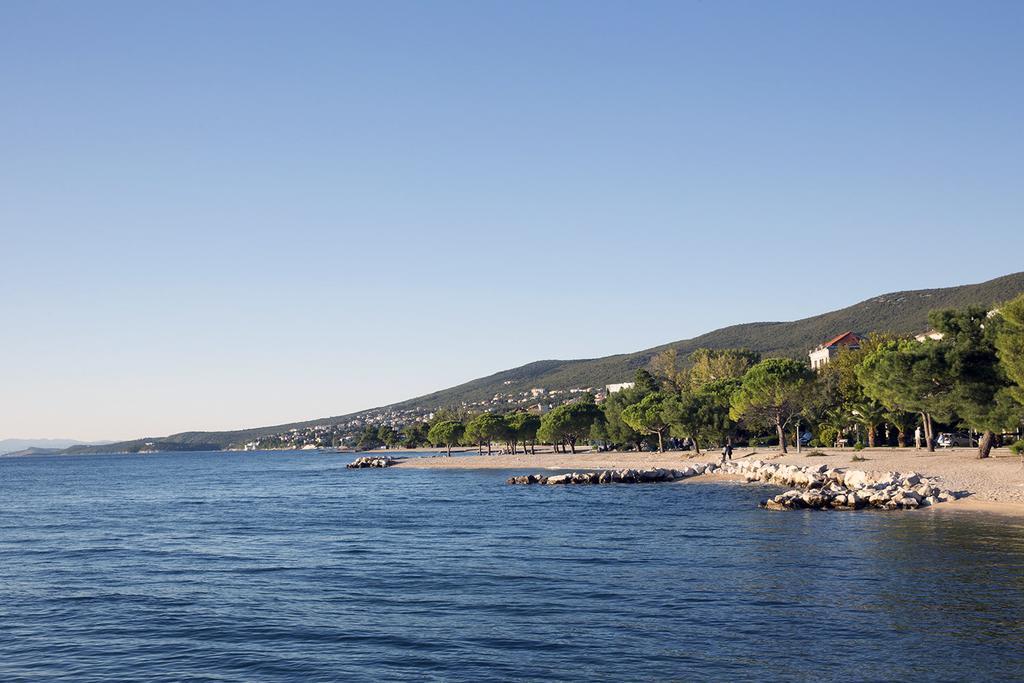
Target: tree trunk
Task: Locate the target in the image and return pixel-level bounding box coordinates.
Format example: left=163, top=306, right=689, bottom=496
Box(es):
left=776, top=419, right=788, bottom=454
left=897, top=429, right=906, bottom=448
left=694, top=438, right=701, bottom=455
left=924, top=414, right=935, bottom=452
left=867, top=425, right=876, bottom=448
left=657, top=431, right=664, bottom=453
left=447, top=443, right=452, bottom=457
left=486, top=441, right=492, bottom=456
left=568, top=438, right=576, bottom=454
left=530, top=441, right=535, bottom=455
left=978, top=430, right=995, bottom=459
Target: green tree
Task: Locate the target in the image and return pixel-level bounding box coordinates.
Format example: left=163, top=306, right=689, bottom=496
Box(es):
left=632, top=368, right=660, bottom=396
left=665, top=379, right=743, bottom=454
left=648, top=348, right=684, bottom=390
left=694, top=378, right=742, bottom=450
left=427, top=420, right=465, bottom=456
left=622, top=392, right=674, bottom=453
left=602, top=387, right=647, bottom=452
left=464, top=413, right=508, bottom=455
left=857, top=339, right=954, bottom=452
left=729, top=358, right=813, bottom=453
left=355, top=426, right=383, bottom=451
left=505, top=412, right=541, bottom=455
left=931, top=306, right=1022, bottom=458
left=377, top=425, right=400, bottom=448
left=401, top=422, right=430, bottom=449
left=684, top=348, right=760, bottom=392
left=996, top=294, right=1024, bottom=406
left=812, top=335, right=898, bottom=447
left=537, top=402, right=604, bottom=454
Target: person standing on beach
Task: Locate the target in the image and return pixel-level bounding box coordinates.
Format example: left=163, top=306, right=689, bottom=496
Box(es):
left=721, top=442, right=733, bottom=462
left=915, top=426, right=922, bottom=450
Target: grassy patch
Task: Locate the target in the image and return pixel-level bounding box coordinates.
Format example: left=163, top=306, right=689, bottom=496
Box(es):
left=804, top=450, right=829, bottom=457
left=851, top=455, right=868, bottom=462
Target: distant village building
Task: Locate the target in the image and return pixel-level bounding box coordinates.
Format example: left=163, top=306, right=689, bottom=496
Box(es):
left=606, top=382, right=635, bottom=394
left=915, top=330, right=945, bottom=342
left=809, top=331, right=862, bottom=370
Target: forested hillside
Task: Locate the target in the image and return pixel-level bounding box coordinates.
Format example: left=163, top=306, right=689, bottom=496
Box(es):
left=390, top=271, right=1024, bottom=410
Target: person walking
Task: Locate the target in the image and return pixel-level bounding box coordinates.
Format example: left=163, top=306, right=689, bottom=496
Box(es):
left=721, top=442, right=733, bottom=462
left=914, top=426, right=922, bottom=450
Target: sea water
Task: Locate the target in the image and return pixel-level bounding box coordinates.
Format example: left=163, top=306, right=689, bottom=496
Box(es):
left=2, top=451, right=1023, bottom=681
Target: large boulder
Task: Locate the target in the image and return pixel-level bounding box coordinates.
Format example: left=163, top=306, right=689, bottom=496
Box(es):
left=843, top=470, right=870, bottom=489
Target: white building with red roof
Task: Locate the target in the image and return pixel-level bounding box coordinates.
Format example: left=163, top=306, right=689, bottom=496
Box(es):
left=809, top=331, right=862, bottom=370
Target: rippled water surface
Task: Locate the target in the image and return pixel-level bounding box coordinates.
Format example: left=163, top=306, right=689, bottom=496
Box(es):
left=2, top=451, right=1024, bottom=681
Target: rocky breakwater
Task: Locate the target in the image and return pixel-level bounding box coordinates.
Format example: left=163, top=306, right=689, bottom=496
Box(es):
left=346, top=456, right=399, bottom=469
left=507, top=460, right=965, bottom=512
left=506, top=463, right=717, bottom=486
left=719, top=460, right=962, bottom=511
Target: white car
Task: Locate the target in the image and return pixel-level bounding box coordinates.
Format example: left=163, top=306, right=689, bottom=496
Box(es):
left=936, top=433, right=976, bottom=448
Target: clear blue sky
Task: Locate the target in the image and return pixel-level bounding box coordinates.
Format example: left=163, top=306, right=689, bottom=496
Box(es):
left=3, top=1, right=1022, bottom=441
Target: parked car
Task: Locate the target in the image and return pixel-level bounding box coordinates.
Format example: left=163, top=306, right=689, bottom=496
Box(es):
left=937, top=432, right=977, bottom=448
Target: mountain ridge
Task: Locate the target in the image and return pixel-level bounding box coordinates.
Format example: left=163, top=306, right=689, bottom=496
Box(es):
left=61, top=271, right=1024, bottom=454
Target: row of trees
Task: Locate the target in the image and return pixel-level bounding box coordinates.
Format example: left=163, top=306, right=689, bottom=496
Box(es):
left=600, top=297, right=1024, bottom=459
left=361, top=296, right=1024, bottom=460
left=425, top=402, right=608, bottom=457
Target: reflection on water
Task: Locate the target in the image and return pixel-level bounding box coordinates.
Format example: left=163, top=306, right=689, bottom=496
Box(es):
left=1, top=451, right=1022, bottom=681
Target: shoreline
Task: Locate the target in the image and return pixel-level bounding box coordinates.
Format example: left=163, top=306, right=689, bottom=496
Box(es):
left=393, top=446, right=1024, bottom=517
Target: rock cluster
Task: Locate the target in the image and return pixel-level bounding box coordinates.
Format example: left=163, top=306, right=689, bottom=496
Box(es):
left=506, top=463, right=716, bottom=486
left=717, top=460, right=961, bottom=511
left=346, top=456, right=398, bottom=469
left=507, top=459, right=964, bottom=512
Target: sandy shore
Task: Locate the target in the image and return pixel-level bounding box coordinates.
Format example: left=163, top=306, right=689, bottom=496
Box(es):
left=393, top=446, right=1024, bottom=516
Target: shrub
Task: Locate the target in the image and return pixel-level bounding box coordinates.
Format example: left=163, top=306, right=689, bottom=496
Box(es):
left=804, top=450, right=828, bottom=457
left=851, top=454, right=867, bottom=462
left=853, top=442, right=865, bottom=452
left=816, top=426, right=839, bottom=448
left=1010, top=440, right=1024, bottom=456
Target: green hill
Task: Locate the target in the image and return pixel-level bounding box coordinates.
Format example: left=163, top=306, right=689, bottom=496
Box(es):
left=387, top=271, right=1024, bottom=410
left=65, top=271, right=1024, bottom=454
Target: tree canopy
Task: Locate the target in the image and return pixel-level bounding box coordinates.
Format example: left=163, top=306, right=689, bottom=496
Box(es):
left=427, top=420, right=465, bottom=456
left=857, top=338, right=954, bottom=452
left=729, top=358, right=813, bottom=453
left=621, top=392, right=674, bottom=452
left=505, top=412, right=541, bottom=454
left=930, top=306, right=1021, bottom=457
left=996, top=294, right=1024, bottom=407
left=538, top=401, right=604, bottom=453
left=464, top=413, right=508, bottom=455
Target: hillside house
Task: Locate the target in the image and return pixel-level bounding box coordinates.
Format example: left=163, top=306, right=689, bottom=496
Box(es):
left=809, top=331, right=862, bottom=370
